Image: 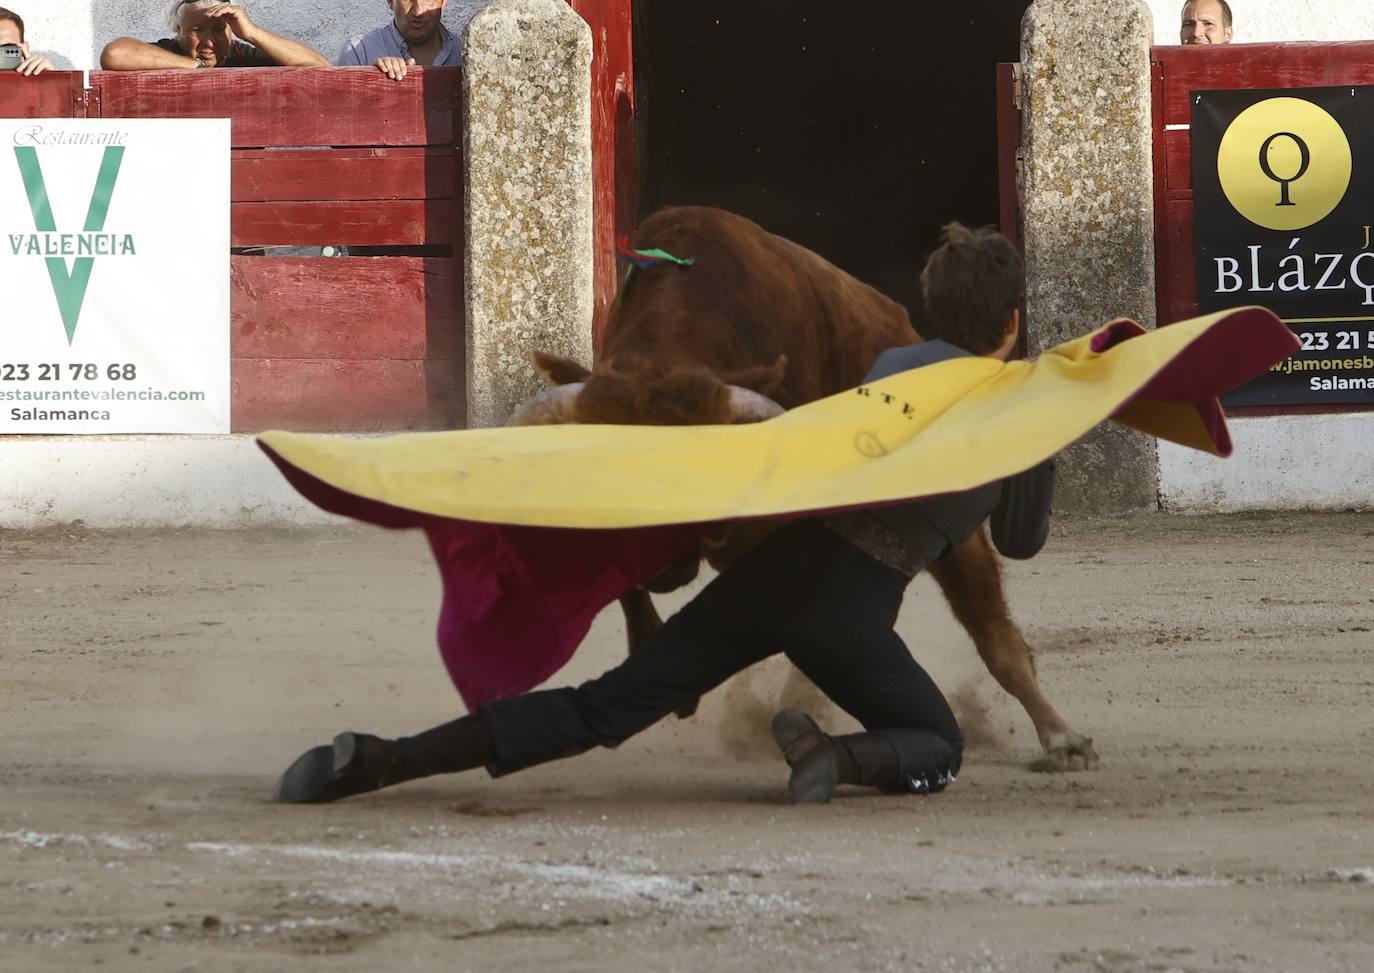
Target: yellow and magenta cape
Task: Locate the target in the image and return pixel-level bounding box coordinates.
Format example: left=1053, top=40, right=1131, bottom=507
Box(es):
left=260, top=309, right=1296, bottom=706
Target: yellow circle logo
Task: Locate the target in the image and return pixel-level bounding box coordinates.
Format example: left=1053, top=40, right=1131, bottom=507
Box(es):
left=1217, top=97, right=1352, bottom=231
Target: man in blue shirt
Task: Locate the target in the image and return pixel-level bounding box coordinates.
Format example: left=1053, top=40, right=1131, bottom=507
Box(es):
left=338, top=0, right=460, bottom=81
left=274, top=223, right=1055, bottom=807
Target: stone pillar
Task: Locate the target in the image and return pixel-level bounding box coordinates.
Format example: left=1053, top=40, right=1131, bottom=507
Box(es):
left=463, top=0, right=594, bottom=428
left=1021, top=0, right=1159, bottom=513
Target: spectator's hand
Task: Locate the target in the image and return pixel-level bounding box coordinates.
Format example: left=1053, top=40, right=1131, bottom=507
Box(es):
left=373, top=56, right=415, bottom=81
left=11, top=42, right=51, bottom=77
left=204, top=4, right=257, bottom=43
left=17, top=53, right=52, bottom=76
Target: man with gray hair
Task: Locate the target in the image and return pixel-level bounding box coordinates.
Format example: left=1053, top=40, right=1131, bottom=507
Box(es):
left=101, top=1, right=328, bottom=70
left=338, top=0, right=459, bottom=81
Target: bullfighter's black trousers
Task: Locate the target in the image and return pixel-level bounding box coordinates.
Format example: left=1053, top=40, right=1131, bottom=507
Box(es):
left=480, top=520, right=964, bottom=791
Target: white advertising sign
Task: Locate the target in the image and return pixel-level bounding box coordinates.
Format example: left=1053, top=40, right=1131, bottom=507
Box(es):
left=0, top=118, right=230, bottom=434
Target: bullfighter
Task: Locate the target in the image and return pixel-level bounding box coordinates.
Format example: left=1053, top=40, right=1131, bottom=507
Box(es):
left=273, top=223, right=1053, bottom=805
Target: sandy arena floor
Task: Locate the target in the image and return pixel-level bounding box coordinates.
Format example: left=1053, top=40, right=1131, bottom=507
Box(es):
left=1, top=512, right=1372, bottom=972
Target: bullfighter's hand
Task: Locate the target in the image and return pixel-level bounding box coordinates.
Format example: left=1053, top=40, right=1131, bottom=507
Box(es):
left=373, top=56, right=415, bottom=81
left=204, top=4, right=258, bottom=44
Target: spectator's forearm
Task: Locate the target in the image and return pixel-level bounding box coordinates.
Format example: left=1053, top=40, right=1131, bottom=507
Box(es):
left=99, top=37, right=196, bottom=70
left=237, top=27, right=329, bottom=67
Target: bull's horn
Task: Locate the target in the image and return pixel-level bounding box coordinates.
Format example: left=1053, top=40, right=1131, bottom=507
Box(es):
left=506, top=383, right=584, bottom=426
left=726, top=386, right=784, bottom=424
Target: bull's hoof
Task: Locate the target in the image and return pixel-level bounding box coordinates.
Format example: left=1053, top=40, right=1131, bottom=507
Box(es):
left=1028, top=731, right=1100, bottom=773
left=674, top=697, right=700, bottom=720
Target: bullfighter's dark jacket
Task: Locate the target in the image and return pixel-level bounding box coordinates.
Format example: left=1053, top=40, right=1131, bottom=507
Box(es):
left=822, top=340, right=1055, bottom=576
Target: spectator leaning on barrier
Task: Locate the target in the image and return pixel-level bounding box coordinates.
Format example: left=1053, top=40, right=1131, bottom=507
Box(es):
left=1180, top=0, right=1233, bottom=45
left=338, top=0, right=458, bottom=81
left=0, top=7, right=53, bottom=76
left=100, top=1, right=329, bottom=70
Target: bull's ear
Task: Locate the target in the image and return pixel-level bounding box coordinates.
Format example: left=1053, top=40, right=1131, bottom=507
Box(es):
left=532, top=351, right=593, bottom=386
left=718, top=354, right=787, bottom=397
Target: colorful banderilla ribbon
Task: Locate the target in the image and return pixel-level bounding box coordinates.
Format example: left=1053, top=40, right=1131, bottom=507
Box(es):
left=616, top=235, right=696, bottom=269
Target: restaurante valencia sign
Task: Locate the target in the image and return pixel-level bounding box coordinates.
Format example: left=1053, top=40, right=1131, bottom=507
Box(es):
left=0, top=119, right=230, bottom=433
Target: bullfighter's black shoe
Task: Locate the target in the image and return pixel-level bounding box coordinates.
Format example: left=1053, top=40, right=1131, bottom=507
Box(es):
left=272, top=732, right=402, bottom=804
left=774, top=710, right=933, bottom=802
left=771, top=709, right=846, bottom=804
left=273, top=713, right=497, bottom=804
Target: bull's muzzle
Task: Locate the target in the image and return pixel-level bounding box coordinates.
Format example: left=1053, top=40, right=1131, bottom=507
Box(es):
left=506, top=383, right=585, bottom=426
left=726, top=387, right=785, bottom=423
left=506, top=382, right=783, bottom=426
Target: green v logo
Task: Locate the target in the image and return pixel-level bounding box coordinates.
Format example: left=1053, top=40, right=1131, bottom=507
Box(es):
left=13, top=146, right=126, bottom=344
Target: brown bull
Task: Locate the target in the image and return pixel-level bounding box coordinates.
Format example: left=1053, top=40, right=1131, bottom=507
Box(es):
left=510, top=206, right=1097, bottom=771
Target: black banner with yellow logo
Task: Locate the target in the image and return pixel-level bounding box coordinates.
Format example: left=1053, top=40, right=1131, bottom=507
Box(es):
left=1193, top=86, right=1374, bottom=406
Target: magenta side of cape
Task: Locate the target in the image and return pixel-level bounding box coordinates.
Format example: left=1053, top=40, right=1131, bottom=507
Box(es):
left=426, top=520, right=704, bottom=708
left=1096, top=309, right=1300, bottom=456
left=256, top=446, right=707, bottom=709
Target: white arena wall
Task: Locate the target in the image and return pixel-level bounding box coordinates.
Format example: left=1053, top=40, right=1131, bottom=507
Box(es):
left=1159, top=415, right=1374, bottom=513
left=2, top=2, right=1371, bottom=525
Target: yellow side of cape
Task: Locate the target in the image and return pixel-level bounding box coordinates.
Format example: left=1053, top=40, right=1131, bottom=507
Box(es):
left=258, top=309, right=1283, bottom=530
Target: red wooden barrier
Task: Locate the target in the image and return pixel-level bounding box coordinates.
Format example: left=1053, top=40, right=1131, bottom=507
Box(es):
left=568, top=0, right=635, bottom=351
left=1152, top=41, right=1374, bottom=415
left=2, top=67, right=464, bottom=432
left=0, top=73, right=86, bottom=117
left=230, top=256, right=462, bottom=429
left=97, top=69, right=459, bottom=146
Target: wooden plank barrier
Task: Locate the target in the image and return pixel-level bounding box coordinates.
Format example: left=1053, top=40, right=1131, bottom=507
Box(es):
left=2, top=67, right=465, bottom=432
left=567, top=0, right=635, bottom=351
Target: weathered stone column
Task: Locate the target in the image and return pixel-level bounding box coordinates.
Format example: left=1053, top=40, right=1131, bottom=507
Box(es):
left=463, top=0, right=594, bottom=428
left=1021, top=0, right=1159, bottom=513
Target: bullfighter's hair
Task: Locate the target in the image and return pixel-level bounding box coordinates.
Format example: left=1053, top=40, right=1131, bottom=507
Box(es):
left=1181, top=0, right=1232, bottom=29
left=0, top=7, right=24, bottom=41
left=919, top=223, right=1023, bottom=357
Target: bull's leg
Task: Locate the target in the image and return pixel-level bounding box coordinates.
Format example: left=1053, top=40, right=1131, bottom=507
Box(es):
left=616, top=587, right=699, bottom=719
left=618, top=587, right=664, bottom=652
left=927, top=528, right=1099, bottom=772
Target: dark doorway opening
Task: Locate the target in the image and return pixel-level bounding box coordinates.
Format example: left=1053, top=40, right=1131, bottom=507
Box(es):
left=634, top=2, right=1029, bottom=333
